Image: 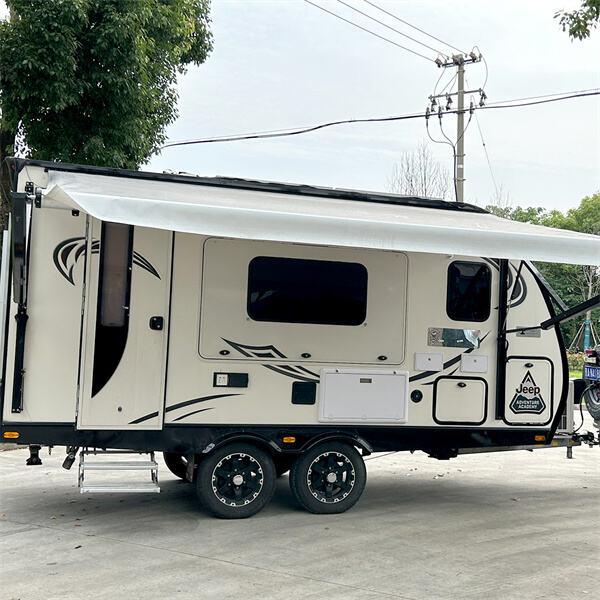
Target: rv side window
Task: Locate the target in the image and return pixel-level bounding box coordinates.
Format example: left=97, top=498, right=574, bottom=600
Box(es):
left=98, top=222, right=133, bottom=327
left=247, top=256, right=367, bottom=326
left=446, top=261, right=491, bottom=322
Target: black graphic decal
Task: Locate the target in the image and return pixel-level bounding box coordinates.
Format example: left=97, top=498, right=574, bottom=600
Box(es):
left=172, top=407, right=214, bottom=422
left=484, top=258, right=528, bottom=309
left=222, top=339, right=320, bottom=382
left=509, top=370, right=546, bottom=415
left=53, top=237, right=160, bottom=285
left=129, top=393, right=239, bottom=424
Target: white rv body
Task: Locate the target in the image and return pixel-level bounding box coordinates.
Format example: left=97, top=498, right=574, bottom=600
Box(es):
left=2, top=159, right=599, bottom=517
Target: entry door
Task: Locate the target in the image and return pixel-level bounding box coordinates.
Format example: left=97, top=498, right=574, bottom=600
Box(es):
left=78, top=220, right=172, bottom=430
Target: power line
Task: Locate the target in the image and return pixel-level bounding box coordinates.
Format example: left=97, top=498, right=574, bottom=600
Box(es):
left=466, top=75, right=499, bottom=199
left=483, top=90, right=600, bottom=109
left=159, top=89, right=600, bottom=149
left=161, top=111, right=425, bottom=149
left=439, top=72, right=458, bottom=96
left=303, top=0, right=434, bottom=63
left=474, top=111, right=500, bottom=200
left=334, top=0, right=447, bottom=57
left=472, top=46, right=488, bottom=90
left=486, top=87, right=600, bottom=105
left=360, top=0, right=467, bottom=56
left=426, top=117, right=458, bottom=202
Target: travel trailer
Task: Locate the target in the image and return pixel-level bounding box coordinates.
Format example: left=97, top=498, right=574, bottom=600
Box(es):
left=1, top=158, right=599, bottom=518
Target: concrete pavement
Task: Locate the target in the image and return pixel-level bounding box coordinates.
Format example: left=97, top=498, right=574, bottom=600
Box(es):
left=1, top=418, right=599, bottom=600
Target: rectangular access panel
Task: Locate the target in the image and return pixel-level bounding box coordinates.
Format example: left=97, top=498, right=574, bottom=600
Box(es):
left=504, top=357, right=553, bottom=425
left=433, top=377, right=487, bottom=425
left=318, top=369, right=409, bottom=423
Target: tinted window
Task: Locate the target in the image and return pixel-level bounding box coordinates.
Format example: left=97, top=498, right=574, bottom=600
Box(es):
left=446, top=261, right=491, bottom=322
left=247, top=256, right=367, bottom=325
left=93, top=222, right=133, bottom=396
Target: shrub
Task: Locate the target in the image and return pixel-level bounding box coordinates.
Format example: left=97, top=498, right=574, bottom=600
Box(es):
left=567, top=352, right=585, bottom=372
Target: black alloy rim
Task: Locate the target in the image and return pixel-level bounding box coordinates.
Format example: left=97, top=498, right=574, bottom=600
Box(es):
left=306, top=451, right=355, bottom=504
left=211, top=452, right=264, bottom=507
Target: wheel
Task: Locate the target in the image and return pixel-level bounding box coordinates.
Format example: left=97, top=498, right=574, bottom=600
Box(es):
left=195, top=443, right=276, bottom=519
left=289, top=442, right=366, bottom=514
left=163, top=452, right=191, bottom=481
left=584, top=385, right=600, bottom=420
left=274, top=455, right=296, bottom=477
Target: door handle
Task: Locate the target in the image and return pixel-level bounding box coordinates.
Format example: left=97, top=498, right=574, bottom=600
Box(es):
left=149, top=316, right=164, bottom=331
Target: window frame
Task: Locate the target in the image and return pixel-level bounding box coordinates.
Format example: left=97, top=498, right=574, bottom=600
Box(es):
left=446, top=260, right=492, bottom=323
left=246, top=255, right=368, bottom=326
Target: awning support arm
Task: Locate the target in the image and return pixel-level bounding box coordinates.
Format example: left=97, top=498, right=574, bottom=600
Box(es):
left=504, top=294, right=600, bottom=336
left=539, top=294, right=600, bottom=331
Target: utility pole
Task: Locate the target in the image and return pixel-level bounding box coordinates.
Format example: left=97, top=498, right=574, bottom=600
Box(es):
left=455, top=56, right=465, bottom=203
left=428, top=51, right=483, bottom=202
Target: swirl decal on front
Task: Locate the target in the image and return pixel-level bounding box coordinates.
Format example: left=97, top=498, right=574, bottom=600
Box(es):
left=222, top=339, right=320, bottom=383
left=484, top=258, right=528, bottom=309
left=53, top=236, right=160, bottom=285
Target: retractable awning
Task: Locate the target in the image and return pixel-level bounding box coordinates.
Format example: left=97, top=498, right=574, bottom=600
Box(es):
left=35, top=165, right=600, bottom=266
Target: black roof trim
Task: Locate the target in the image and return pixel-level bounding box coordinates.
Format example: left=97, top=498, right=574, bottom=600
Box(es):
left=6, top=157, right=489, bottom=214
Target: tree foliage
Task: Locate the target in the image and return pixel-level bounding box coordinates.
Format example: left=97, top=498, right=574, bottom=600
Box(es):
left=486, top=194, right=600, bottom=348
left=555, top=0, right=600, bottom=40
left=0, top=0, right=213, bottom=169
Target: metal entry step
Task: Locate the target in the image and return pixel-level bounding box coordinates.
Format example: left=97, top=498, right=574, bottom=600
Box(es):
left=78, top=449, right=160, bottom=494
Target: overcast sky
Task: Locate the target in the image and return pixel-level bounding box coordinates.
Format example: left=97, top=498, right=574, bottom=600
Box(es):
left=2, top=1, right=598, bottom=210
left=147, top=0, right=600, bottom=211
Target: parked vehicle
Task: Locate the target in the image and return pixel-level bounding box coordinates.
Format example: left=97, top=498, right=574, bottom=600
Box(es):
left=583, top=345, right=600, bottom=421
left=1, top=158, right=599, bottom=518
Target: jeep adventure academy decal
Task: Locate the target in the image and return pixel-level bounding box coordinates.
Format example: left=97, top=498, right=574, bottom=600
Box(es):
left=509, top=371, right=547, bottom=415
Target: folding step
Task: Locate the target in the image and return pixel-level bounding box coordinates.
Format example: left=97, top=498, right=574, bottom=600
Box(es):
left=82, top=460, right=158, bottom=470
left=78, top=448, right=160, bottom=494
left=80, top=483, right=161, bottom=494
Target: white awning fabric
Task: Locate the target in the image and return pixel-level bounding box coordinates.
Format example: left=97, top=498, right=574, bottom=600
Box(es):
left=43, top=169, right=600, bottom=266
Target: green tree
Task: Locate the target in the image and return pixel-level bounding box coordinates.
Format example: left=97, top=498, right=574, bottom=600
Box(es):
left=0, top=0, right=213, bottom=226
left=555, top=0, right=600, bottom=39
left=486, top=194, right=600, bottom=348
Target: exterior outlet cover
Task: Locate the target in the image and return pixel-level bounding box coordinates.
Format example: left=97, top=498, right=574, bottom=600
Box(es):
left=461, top=354, right=488, bottom=373
left=414, top=353, right=443, bottom=372
left=215, top=373, right=229, bottom=386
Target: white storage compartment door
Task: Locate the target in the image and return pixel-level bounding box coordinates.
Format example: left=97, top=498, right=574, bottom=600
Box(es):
left=504, top=357, right=553, bottom=425
left=434, top=377, right=487, bottom=425
left=319, top=369, right=409, bottom=423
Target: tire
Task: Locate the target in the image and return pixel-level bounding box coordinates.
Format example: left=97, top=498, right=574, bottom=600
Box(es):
left=163, top=452, right=191, bottom=481
left=274, top=455, right=296, bottom=477
left=584, top=385, right=600, bottom=420
left=289, top=442, right=366, bottom=514
left=196, top=443, right=276, bottom=519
